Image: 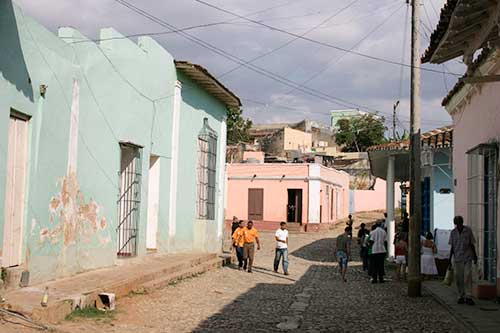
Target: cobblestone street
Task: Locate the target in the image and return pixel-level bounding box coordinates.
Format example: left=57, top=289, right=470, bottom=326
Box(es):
left=2, top=227, right=466, bottom=332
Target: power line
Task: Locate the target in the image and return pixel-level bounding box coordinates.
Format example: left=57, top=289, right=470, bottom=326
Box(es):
left=285, top=2, right=405, bottom=95
left=66, top=0, right=294, bottom=45
left=194, top=0, right=461, bottom=76
left=217, top=0, right=360, bottom=78
left=112, top=0, right=393, bottom=114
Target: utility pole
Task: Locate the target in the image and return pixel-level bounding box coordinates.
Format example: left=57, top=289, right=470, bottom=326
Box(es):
left=393, top=100, right=400, bottom=140
left=408, top=0, right=422, bottom=298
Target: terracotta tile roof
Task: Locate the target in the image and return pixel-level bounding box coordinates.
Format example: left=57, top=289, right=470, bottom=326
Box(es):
left=421, top=0, right=459, bottom=63
left=422, top=0, right=498, bottom=64
left=368, top=126, right=453, bottom=151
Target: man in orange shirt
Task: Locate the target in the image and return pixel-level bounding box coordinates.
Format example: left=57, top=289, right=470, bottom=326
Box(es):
left=232, top=220, right=245, bottom=270
left=242, top=221, right=261, bottom=273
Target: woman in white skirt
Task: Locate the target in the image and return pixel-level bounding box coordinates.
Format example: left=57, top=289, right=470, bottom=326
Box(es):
left=421, top=232, right=438, bottom=279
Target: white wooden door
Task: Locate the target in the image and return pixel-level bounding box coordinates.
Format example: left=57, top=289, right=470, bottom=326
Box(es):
left=146, top=156, right=160, bottom=250
left=3, top=115, right=29, bottom=267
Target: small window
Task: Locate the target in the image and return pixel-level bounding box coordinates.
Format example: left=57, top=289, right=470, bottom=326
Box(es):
left=197, top=118, right=217, bottom=220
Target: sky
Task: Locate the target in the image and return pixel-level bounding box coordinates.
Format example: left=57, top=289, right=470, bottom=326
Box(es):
left=14, top=0, right=464, bottom=134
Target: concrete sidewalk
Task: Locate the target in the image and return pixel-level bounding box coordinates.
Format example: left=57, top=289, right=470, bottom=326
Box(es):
left=1, top=252, right=228, bottom=324
left=425, top=281, right=500, bottom=332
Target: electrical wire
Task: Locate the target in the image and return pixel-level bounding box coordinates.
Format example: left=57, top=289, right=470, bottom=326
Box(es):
left=285, top=2, right=405, bottom=95
left=217, top=0, right=360, bottom=78
left=111, top=0, right=402, bottom=116
left=194, top=0, right=461, bottom=76
left=66, top=0, right=295, bottom=45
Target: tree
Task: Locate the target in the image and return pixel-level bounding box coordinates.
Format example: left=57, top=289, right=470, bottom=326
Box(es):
left=226, top=107, right=252, bottom=145
left=335, top=114, right=386, bottom=152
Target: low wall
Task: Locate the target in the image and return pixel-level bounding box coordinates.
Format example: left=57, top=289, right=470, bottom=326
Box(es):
left=351, top=178, right=401, bottom=213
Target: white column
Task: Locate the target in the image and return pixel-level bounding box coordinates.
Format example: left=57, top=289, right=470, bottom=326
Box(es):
left=386, top=155, right=395, bottom=258
left=168, top=81, right=182, bottom=241
left=216, top=117, right=227, bottom=240
left=308, top=164, right=321, bottom=224
left=67, top=79, right=80, bottom=175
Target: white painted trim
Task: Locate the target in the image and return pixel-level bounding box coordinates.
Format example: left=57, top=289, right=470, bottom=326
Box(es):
left=67, top=79, right=80, bottom=174
left=227, top=176, right=343, bottom=188
left=216, top=117, right=227, bottom=239
left=308, top=164, right=321, bottom=224
left=168, top=81, right=182, bottom=239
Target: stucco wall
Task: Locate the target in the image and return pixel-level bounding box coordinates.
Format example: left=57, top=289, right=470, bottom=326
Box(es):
left=284, top=127, right=312, bottom=152
left=225, top=164, right=350, bottom=226
left=448, top=70, right=500, bottom=284
left=351, top=178, right=401, bottom=213
left=0, top=2, right=228, bottom=283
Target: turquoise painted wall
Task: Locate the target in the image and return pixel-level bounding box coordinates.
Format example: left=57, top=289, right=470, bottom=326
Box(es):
left=0, top=1, right=228, bottom=284
left=175, top=72, right=226, bottom=252
left=432, top=150, right=454, bottom=230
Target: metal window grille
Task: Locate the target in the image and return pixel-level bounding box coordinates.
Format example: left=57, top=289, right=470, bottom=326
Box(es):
left=467, top=144, right=497, bottom=283
left=117, top=143, right=142, bottom=257
left=197, top=118, right=217, bottom=220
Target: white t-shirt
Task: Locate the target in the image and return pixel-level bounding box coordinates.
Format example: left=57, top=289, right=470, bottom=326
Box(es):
left=371, top=227, right=387, bottom=254
left=275, top=229, right=288, bottom=249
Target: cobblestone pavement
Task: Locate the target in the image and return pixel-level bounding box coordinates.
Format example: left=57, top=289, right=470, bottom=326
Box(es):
left=1, top=227, right=466, bottom=333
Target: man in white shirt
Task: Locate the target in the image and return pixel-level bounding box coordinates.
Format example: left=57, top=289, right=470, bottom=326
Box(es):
left=274, top=222, right=289, bottom=275
left=370, top=222, right=387, bottom=283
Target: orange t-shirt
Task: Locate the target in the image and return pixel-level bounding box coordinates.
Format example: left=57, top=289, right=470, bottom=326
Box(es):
left=243, top=227, right=259, bottom=243
left=232, top=227, right=245, bottom=247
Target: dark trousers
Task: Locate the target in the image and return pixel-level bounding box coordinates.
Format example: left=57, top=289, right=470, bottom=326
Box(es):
left=235, top=246, right=244, bottom=268
left=371, top=253, right=386, bottom=282
left=360, top=247, right=369, bottom=271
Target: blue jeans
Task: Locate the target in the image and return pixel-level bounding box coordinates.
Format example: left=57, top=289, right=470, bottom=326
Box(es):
left=274, top=248, right=289, bottom=273
left=235, top=246, right=244, bottom=268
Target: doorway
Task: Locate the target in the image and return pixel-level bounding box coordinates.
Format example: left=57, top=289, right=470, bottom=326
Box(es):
left=117, top=143, right=142, bottom=257
left=248, top=188, right=264, bottom=220
left=146, top=155, right=160, bottom=251
left=287, top=189, right=303, bottom=223
left=2, top=112, right=29, bottom=267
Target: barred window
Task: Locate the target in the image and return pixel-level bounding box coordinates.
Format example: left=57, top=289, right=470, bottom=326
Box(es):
left=197, top=118, right=217, bottom=220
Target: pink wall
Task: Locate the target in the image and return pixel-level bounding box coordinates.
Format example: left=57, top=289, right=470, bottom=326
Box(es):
left=352, top=178, right=401, bottom=213
left=319, top=165, right=350, bottom=222
left=226, top=164, right=309, bottom=223
left=448, top=74, right=500, bottom=289
left=225, top=164, right=350, bottom=227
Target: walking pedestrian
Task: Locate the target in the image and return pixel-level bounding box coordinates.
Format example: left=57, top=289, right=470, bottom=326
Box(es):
left=335, top=227, right=351, bottom=282
left=370, top=223, right=387, bottom=284
left=346, top=214, right=354, bottom=238
left=394, top=233, right=408, bottom=281
left=231, top=216, right=240, bottom=236
left=401, top=212, right=410, bottom=233
left=421, top=232, right=438, bottom=279
left=232, top=220, right=245, bottom=270
left=449, top=216, right=477, bottom=305
left=273, top=222, right=289, bottom=275
left=242, top=221, right=261, bottom=273
left=367, top=224, right=377, bottom=278
left=358, top=223, right=369, bottom=271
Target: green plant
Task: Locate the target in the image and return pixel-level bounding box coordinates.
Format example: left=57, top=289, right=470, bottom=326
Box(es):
left=1, top=267, right=7, bottom=282
left=65, top=307, right=114, bottom=321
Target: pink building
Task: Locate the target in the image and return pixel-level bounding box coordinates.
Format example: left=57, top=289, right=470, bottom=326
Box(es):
left=225, top=163, right=350, bottom=231
left=423, top=1, right=500, bottom=298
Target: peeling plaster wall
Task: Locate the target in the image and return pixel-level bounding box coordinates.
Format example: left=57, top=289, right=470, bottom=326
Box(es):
left=1, top=1, right=227, bottom=284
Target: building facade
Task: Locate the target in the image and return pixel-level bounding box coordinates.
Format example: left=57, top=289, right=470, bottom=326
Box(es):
left=225, top=163, right=350, bottom=231
left=423, top=0, right=500, bottom=298
left=0, top=1, right=239, bottom=285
